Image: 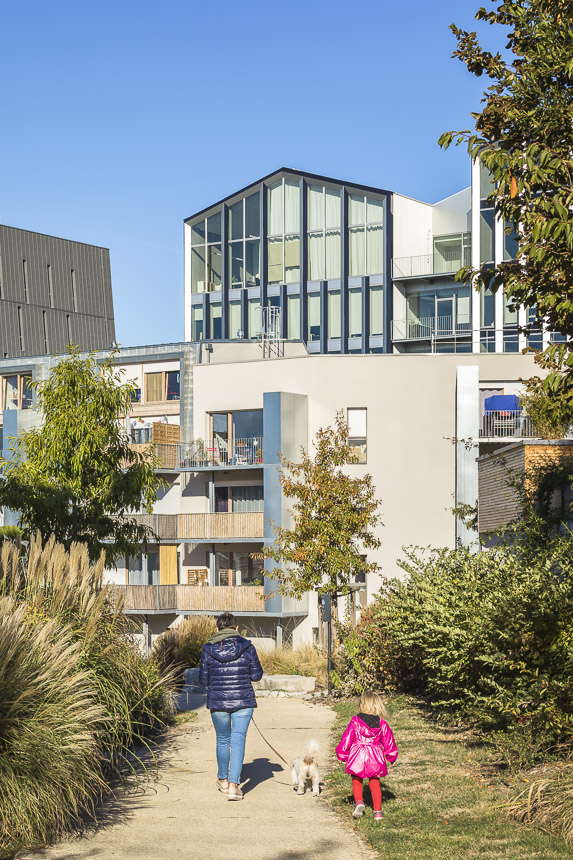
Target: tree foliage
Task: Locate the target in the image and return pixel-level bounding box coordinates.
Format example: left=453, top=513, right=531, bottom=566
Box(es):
left=0, top=348, right=160, bottom=564
left=439, top=0, right=573, bottom=398
left=264, top=411, right=382, bottom=599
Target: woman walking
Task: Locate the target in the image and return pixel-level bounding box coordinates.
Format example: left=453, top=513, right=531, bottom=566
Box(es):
left=199, top=612, right=264, bottom=800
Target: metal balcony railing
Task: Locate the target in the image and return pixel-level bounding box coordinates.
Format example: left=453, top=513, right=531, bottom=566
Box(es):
left=129, top=437, right=264, bottom=470
left=392, top=251, right=469, bottom=279
left=111, top=584, right=266, bottom=613
left=478, top=412, right=573, bottom=439
left=127, top=511, right=265, bottom=541
left=392, top=315, right=471, bottom=341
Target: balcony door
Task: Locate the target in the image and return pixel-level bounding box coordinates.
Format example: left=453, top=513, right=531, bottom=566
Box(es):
left=435, top=296, right=454, bottom=334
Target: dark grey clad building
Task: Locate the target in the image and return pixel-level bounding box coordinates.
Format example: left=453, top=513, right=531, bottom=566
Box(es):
left=0, top=225, right=115, bottom=358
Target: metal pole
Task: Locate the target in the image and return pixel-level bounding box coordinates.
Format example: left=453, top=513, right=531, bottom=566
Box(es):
left=323, top=591, right=332, bottom=695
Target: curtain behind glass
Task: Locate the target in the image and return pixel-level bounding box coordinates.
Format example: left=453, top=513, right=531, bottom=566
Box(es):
left=348, top=194, right=364, bottom=226
left=287, top=295, right=300, bottom=339
left=366, top=225, right=383, bottom=275
left=326, top=189, right=340, bottom=228
left=325, top=230, right=340, bottom=279
left=348, top=290, right=362, bottom=337
left=349, top=227, right=365, bottom=276
left=308, top=185, right=324, bottom=230
left=308, top=232, right=324, bottom=280
left=328, top=291, right=341, bottom=338
left=268, top=182, right=283, bottom=235
left=285, top=180, right=300, bottom=233
left=285, top=236, right=300, bottom=283
left=232, top=485, right=264, bottom=513
left=248, top=299, right=261, bottom=337
left=245, top=192, right=260, bottom=238
left=229, top=302, right=242, bottom=338
left=267, top=237, right=282, bottom=284
left=146, top=372, right=163, bottom=402
left=191, top=307, right=203, bottom=340
left=369, top=287, right=383, bottom=335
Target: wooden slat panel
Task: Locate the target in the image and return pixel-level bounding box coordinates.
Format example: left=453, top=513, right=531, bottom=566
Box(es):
left=110, top=585, right=265, bottom=613
left=160, top=545, right=178, bottom=584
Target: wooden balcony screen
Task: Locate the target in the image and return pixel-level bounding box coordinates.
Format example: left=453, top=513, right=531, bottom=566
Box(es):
left=128, top=511, right=264, bottom=541
left=111, top=584, right=266, bottom=613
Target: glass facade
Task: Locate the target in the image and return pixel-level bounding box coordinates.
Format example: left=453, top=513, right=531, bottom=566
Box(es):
left=186, top=170, right=389, bottom=352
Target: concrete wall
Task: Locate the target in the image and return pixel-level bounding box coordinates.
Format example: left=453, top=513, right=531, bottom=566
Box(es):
left=192, top=351, right=538, bottom=599
left=432, top=188, right=471, bottom=235
left=392, top=194, right=433, bottom=259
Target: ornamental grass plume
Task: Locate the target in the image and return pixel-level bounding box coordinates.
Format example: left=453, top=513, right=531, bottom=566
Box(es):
left=0, top=599, right=106, bottom=854
left=508, top=764, right=573, bottom=844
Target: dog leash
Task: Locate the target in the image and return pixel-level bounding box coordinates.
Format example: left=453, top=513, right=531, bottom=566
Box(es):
left=251, top=717, right=292, bottom=769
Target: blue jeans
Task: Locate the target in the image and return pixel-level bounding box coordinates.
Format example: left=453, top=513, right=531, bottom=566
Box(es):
left=211, top=708, right=254, bottom=785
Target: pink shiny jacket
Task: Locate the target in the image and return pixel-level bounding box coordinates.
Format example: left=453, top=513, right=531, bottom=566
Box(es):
left=336, top=715, right=398, bottom=779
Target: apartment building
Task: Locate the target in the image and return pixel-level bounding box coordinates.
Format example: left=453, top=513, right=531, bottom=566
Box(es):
left=0, top=225, right=115, bottom=358
left=184, top=163, right=562, bottom=357
left=0, top=339, right=539, bottom=647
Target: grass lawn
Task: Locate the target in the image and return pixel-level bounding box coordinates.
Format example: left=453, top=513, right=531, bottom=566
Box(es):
left=327, top=696, right=570, bottom=859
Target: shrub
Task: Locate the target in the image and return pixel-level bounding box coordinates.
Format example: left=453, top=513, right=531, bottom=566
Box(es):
left=0, top=599, right=105, bottom=853
left=257, top=643, right=328, bottom=689
left=335, top=538, right=573, bottom=747
left=151, top=615, right=216, bottom=683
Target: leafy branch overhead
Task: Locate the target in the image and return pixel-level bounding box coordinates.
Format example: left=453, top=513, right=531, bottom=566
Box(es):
left=264, top=411, right=382, bottom=599
left=440, top=0, right=573, bottom=399
left=0, top=347, right=161, bottom=564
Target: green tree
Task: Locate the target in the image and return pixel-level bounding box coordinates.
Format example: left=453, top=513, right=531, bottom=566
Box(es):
left=439, top=0, right=573, bottom=400
left=264, top=411, right=382, bottom=605
left=0, top=347, right=160, bottom=564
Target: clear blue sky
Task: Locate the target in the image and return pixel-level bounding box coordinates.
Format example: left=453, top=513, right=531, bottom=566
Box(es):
left=0, top=0, right=499, bottom=347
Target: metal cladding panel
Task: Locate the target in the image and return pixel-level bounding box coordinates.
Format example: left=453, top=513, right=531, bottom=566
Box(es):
left=0, top=225, right=115, bottom=357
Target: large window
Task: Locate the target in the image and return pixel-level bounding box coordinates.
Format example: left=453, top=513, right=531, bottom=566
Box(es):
left=480, top=210, right=495, bottom=264
left=229, top=300, right=242, bottom=338
left=215, top=550, right=264, bottom=587
left=348, top=289, right=362, bottom=338
left=144, top=370, right=180, bottom=402
left=2, top=374, right=32, bottom=410
left=267, top=179, right=300, bottom=284
left=228, top=192, right=260, bottom=288
left=190, top=211, right=222, bottom=292
left=307, top=185, right=341, bottom=280
left=347, top=407, right=367, bottom=463
left=348, top=195, right=384, bottom=276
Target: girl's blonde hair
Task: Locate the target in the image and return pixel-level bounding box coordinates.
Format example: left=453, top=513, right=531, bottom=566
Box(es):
left=358, top=690, right=389, bottom=721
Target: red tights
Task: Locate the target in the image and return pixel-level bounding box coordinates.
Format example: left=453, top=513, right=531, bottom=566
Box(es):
left=352, top=776, right=382, bottom=810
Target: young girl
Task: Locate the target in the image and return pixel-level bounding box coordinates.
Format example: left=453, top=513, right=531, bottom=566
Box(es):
left=335, top=690, right=398, bottom=821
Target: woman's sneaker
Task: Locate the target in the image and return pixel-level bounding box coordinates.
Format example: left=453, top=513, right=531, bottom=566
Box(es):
left=373, top=809, right=384, bottom=821
left=352, top=802, right=366, bottom=818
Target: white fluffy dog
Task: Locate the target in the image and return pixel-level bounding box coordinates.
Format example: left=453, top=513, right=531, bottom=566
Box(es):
left=291, top=740, right=320, bottom=796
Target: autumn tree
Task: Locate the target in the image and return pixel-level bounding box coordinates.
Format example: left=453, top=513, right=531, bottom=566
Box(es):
left=440, top=0, right=573, bottom=403
left=0, top=347, right=160, bottom=564
left=264, top=411, right=382, bottom=608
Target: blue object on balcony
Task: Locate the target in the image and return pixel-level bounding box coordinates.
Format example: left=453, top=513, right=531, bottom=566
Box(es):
left=484, top=394, right=520, bottom=412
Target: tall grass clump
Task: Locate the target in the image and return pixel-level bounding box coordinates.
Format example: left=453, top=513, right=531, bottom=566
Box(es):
left=151, top=615, right=216, bottom=683
left=257, top=643, right=328, bottom=689
left=0, top=533, right=175, bottom=854
left=508, top=764, right=573, bottom=843
left=0, top=599, right=105, bottom=853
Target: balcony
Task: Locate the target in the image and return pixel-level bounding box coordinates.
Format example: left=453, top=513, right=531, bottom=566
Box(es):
left=128, top=511, right=264, bottom=542
left=479, top=411, right=573, bottom=440
left=392, top=315, right=471, bottom=342
left=129, top=437, right=264, bottom=471
left=111, top=584, right=266, bottom=614
left=393, top=236, right=470, bottom=280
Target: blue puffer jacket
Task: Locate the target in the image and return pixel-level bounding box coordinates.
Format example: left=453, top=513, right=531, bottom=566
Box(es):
left=199, top=633, right=263, bottom=712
